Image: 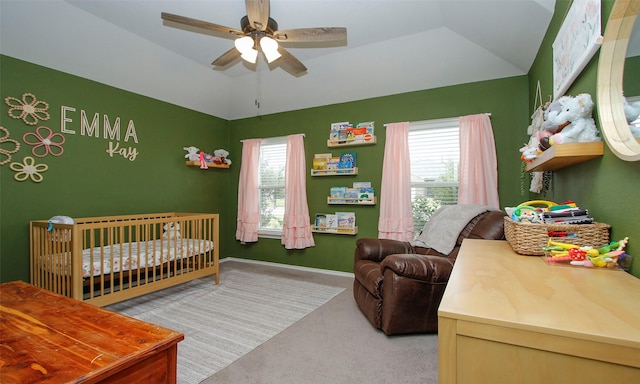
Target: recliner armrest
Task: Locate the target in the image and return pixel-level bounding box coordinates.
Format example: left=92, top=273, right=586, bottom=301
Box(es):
left=355, top=238, right=414, bottom=263
left=381, top=253, right=453, bottom=284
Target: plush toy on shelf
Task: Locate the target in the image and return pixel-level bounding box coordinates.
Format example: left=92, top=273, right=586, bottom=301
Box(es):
left=213, top=149, right=232, bottom=165
left=183, top=146, right=200, bottom=161
left=519, top=144, right=541, bottom=162
left=538, top=93, right=601, bottom=150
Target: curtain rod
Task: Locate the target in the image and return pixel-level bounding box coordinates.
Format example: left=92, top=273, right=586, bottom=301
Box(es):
left=240, top=133, right=305, bottom=142
left=384, top=113, right=492, bottom=127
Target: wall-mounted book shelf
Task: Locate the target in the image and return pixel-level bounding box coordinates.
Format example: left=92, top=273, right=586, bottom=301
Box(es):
left=185, top=161, right=230, bottom=169
left=327, top=197, right=376, bottom=205
left=311, top=167, right=358, bottom=176
left=327, top=136, right=377, bottom=147
left=311, top=226, right=358, bottom=235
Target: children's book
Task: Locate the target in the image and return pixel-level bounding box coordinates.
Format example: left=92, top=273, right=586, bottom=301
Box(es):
left=338, top=152, right=357, bottom=170
left=330, top=186, right=347, bottom=198
left=358, top=187, right=375, bottom=199
left=336, top=212, right=356, bottom=232
left=314, top=213, right=327, bottom=231
left=325, top=214, right=338, bottom=232
left=346, top=188, right=359, bottom=199
left=326, top=156, right=340, bottom=170
left=313, top=153, right=332, bottom=170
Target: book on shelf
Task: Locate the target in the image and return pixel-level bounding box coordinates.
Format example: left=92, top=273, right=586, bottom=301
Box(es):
left=345, top=187, right=359, bottom=199
left=326, top=214, right=338, bottom=232
left=314, top=213, right=327, bottom=231
left=313, top=153, right=332, bottom=170
left=352, top=181, right=371, bottom=188
left=358, top=187, right=375, bottom=199
left=338, top=151, right=357, bottom=171
left=330, top=122, right=352, bottom=143
left=328, top=122, right=375, bottom=144
left=330, top=186, right=347, bottom=198
left=336, top=212, right=356, bottom=232
left=326, top=156, right=340, bottom=171
left=330, top=186, right=347, bottom=203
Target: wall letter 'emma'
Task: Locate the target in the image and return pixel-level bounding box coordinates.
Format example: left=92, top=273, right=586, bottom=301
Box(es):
left=60, top=105, right=139, bottom=161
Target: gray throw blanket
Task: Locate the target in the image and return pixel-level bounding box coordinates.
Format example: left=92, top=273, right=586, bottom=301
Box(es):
left=411, top=204, right=494, bottom=255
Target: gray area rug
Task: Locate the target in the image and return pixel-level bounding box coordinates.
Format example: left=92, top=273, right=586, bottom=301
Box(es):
left=107, top=269, right=345, bottom=384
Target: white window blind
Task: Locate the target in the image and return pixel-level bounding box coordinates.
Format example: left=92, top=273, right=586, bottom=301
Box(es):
left=409, top=118, right=460, bottom=235
left=258, top=137, right=287, bottom=236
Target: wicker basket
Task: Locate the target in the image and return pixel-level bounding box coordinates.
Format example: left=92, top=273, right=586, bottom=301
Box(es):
left=504, top=217, right=611, bottom=255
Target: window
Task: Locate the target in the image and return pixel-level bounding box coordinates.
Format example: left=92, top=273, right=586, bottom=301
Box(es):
left=409, top=118, right=460, bottom=235
left=258, top=137, right=287, bottom=237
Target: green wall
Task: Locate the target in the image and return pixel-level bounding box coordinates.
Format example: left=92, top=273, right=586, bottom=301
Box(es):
left=226, top=77, right=530, bottom=272
left=527, top=0, right=639, bottom=277
left=2, top=0, right=639, bottom=280
left=0, top=56, right=230, bottom=282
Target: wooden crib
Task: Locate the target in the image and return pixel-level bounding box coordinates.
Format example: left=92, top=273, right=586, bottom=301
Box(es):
left=29, top=212, right=219, bottom=307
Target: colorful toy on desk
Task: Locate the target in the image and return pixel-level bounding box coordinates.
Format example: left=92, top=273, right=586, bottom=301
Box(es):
left=544, top=237, right=631, bottom=269
left=510, top=200, right=558, bottom=223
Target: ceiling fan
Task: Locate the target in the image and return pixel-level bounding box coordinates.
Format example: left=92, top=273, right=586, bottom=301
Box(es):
left=161, top=0, right=347, bottom=75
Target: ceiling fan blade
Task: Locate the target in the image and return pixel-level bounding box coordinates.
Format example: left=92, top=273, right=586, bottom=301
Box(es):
left=273, top=27, right=347, bottom=43
left=278, top=47, right=307, bottom=75
left=161, top=12, right=243, bottom=37
left=245, top=0, right=270, bottom=31
left=212, top=48, right=241, bottom=67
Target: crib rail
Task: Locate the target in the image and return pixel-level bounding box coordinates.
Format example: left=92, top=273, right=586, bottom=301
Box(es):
left=30, top=212, right=219, bottom=306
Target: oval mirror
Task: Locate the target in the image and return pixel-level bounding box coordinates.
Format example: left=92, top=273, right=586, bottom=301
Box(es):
left=597, top=0, right=640, bottom=161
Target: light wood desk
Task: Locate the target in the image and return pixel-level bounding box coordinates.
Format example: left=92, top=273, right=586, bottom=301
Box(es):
left=0, top=281, right=184, bottom=383
left=438, top=239, right=640, bottom=384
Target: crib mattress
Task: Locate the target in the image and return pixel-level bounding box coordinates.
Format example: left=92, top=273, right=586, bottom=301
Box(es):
left=81, top=238, right=215, bottom=278
left=38, top=238, right=215, bottom=278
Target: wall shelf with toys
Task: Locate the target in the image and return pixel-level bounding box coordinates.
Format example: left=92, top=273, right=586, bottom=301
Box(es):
left=525, top=142, right=603, bottom=172
left=185, top=161, right=229, bottom=169
left=312, top=212, right=357, bottom=235
left=327, top=182, right=375, bottom=205
left=312, top=151, right=358, bottom=176
left=328, top=121, right=376, bottom=147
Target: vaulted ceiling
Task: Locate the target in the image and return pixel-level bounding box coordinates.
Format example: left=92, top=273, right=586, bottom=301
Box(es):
left=1, top=1, right=556, bottom=120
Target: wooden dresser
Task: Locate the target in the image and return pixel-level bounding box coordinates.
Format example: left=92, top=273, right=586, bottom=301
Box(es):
left=0, top=281, right=184, bottom=383
left=438, top=239, right=640, bottom=384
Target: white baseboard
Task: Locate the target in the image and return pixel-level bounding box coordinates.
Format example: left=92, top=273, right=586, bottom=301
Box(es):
left=220, top=257, right=354, bottom=278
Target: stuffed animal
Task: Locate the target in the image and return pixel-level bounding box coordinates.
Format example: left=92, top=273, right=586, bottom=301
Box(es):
left=519, top=144, right=541, bottom=162
left=213, top=149, right=232, bottom=165
left=623, top=96, right=640, bottom=138
left=163, top=222, right=181, bottom=239
left=538, top=93, right=601, bottom=150
left=183, top=146, right=200, bottom=161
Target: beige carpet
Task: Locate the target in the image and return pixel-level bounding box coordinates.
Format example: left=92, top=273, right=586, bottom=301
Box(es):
left=201, top=260, right=439, bottom=384
left=107, top=262, right=344, bottom=384
left=110, top=260, right=439, bottom=384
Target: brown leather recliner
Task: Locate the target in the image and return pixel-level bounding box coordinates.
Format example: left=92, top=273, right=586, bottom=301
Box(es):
left=353, top=210, right=506, bottom=335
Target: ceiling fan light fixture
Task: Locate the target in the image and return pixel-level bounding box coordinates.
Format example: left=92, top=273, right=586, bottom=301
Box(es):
left=240, top=49, right=258, bottom=64
left=260, top=36, right=281, bottom=63
left=234, top=36, right=254, bottom=54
